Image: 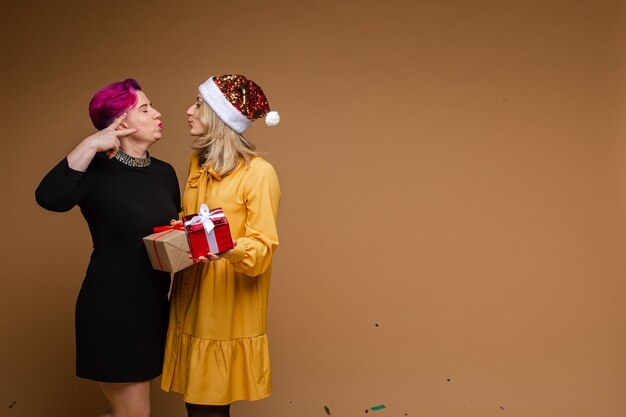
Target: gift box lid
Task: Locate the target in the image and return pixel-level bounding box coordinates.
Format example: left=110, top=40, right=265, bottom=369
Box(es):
left=183, top=207, right=229, bottom=229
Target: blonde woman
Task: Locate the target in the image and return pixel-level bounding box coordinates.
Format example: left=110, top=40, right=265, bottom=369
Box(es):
left=162, top=75, right=281, bottom=417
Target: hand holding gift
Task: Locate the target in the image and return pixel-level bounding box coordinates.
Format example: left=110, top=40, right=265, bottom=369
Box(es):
left=195, top=239, right=237, bottom=262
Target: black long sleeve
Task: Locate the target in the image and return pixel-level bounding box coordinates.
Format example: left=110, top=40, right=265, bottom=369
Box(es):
left=35, top=158, right=86, bottom=212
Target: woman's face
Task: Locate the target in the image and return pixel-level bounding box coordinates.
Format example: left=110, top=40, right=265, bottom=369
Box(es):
left=186, top=96, right=205, bottom=136
left=122, top=90, right=163, bottom=144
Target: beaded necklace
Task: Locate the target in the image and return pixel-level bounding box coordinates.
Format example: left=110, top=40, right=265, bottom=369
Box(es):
left=114, top=150, right=151, bottom=167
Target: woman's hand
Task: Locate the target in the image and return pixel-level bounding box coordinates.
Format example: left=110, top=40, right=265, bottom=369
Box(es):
left=67, top=113, right=139, bottom=171
left=193, top=240, right=237, bottom=263
left=90, top=113, right=139, bottom=159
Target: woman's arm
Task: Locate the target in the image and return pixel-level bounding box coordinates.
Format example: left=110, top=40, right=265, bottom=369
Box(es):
left=35, top=114, right=138, bottom=212
left=35, top=158, right=87, bottom=212
left=67, top=113, right=137, bottom=171
left=227, top=160, right=281, bottom=277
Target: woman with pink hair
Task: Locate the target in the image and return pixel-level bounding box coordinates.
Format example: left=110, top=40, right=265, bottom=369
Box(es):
left=36, top=78, right=180, bottom=417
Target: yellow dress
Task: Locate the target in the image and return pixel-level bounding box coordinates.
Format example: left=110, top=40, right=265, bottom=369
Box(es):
left=161, top=155, right=280, bottom=405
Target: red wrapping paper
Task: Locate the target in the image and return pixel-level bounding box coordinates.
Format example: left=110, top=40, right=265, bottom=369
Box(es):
left=183, top=206, right=234, bottom=258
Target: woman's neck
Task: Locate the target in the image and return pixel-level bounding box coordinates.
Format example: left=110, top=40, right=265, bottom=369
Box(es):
left=119, top=140, right=149, bottom=158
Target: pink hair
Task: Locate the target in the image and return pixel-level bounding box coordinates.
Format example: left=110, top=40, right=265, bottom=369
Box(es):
left=88, top=78, right=142, bottom=130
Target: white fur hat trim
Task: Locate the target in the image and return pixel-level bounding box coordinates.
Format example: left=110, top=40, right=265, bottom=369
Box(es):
left=198, top=77, right=252, bottom=134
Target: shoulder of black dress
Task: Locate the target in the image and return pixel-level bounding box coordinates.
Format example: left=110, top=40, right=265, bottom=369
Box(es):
left=90, top=152, right=109, bottom=168
left=149, top=156, right=177, bottom=174
left=150, top=156, right=172, bottom=167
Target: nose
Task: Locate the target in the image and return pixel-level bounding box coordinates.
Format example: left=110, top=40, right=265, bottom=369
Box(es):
left=154, top=109, right=162, bottom=119
left=186, top=105, right=196, bottom=116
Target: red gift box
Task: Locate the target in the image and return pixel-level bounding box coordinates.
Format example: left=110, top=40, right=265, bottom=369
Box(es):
left=183, top=204, right=234, bottom=258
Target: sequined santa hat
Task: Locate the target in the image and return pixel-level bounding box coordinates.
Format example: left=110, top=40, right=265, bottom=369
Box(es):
left=198, top=74, right=280, bottom=134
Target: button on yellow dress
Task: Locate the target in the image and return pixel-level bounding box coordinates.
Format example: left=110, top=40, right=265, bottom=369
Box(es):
left=161, top=155, right=280, bottom=405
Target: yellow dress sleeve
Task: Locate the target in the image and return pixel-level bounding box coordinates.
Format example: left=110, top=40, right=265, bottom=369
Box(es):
left=228, top=159, right=281, bottom=276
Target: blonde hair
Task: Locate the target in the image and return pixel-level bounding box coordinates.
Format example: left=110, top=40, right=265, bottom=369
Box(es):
left=190, top=102, right=258, bottom=176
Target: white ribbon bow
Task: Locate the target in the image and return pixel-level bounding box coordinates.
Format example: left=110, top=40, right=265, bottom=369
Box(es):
left=184, top=204, right=226, bottom=253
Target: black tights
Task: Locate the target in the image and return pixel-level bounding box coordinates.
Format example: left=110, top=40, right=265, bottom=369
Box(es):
left=185, top=403, right=231, bottom=417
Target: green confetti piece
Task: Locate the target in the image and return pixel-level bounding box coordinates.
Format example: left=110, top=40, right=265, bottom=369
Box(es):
left=371, top=404, right=386, bottom=411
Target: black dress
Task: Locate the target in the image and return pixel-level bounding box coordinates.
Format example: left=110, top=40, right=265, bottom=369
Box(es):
left=35, top=153, right=180, bottom=382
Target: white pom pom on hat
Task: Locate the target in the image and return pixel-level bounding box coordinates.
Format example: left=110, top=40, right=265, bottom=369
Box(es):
left=265, top=111, right=280, bottom=126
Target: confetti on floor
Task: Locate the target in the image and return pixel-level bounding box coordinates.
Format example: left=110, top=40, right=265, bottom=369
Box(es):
left=370, top=404, right=386, bottom=411
left=324, top=405, right=331, bottom=415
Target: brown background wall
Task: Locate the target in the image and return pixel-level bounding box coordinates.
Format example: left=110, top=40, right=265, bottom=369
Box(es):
left=1, top=1, right=625, bottom=416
